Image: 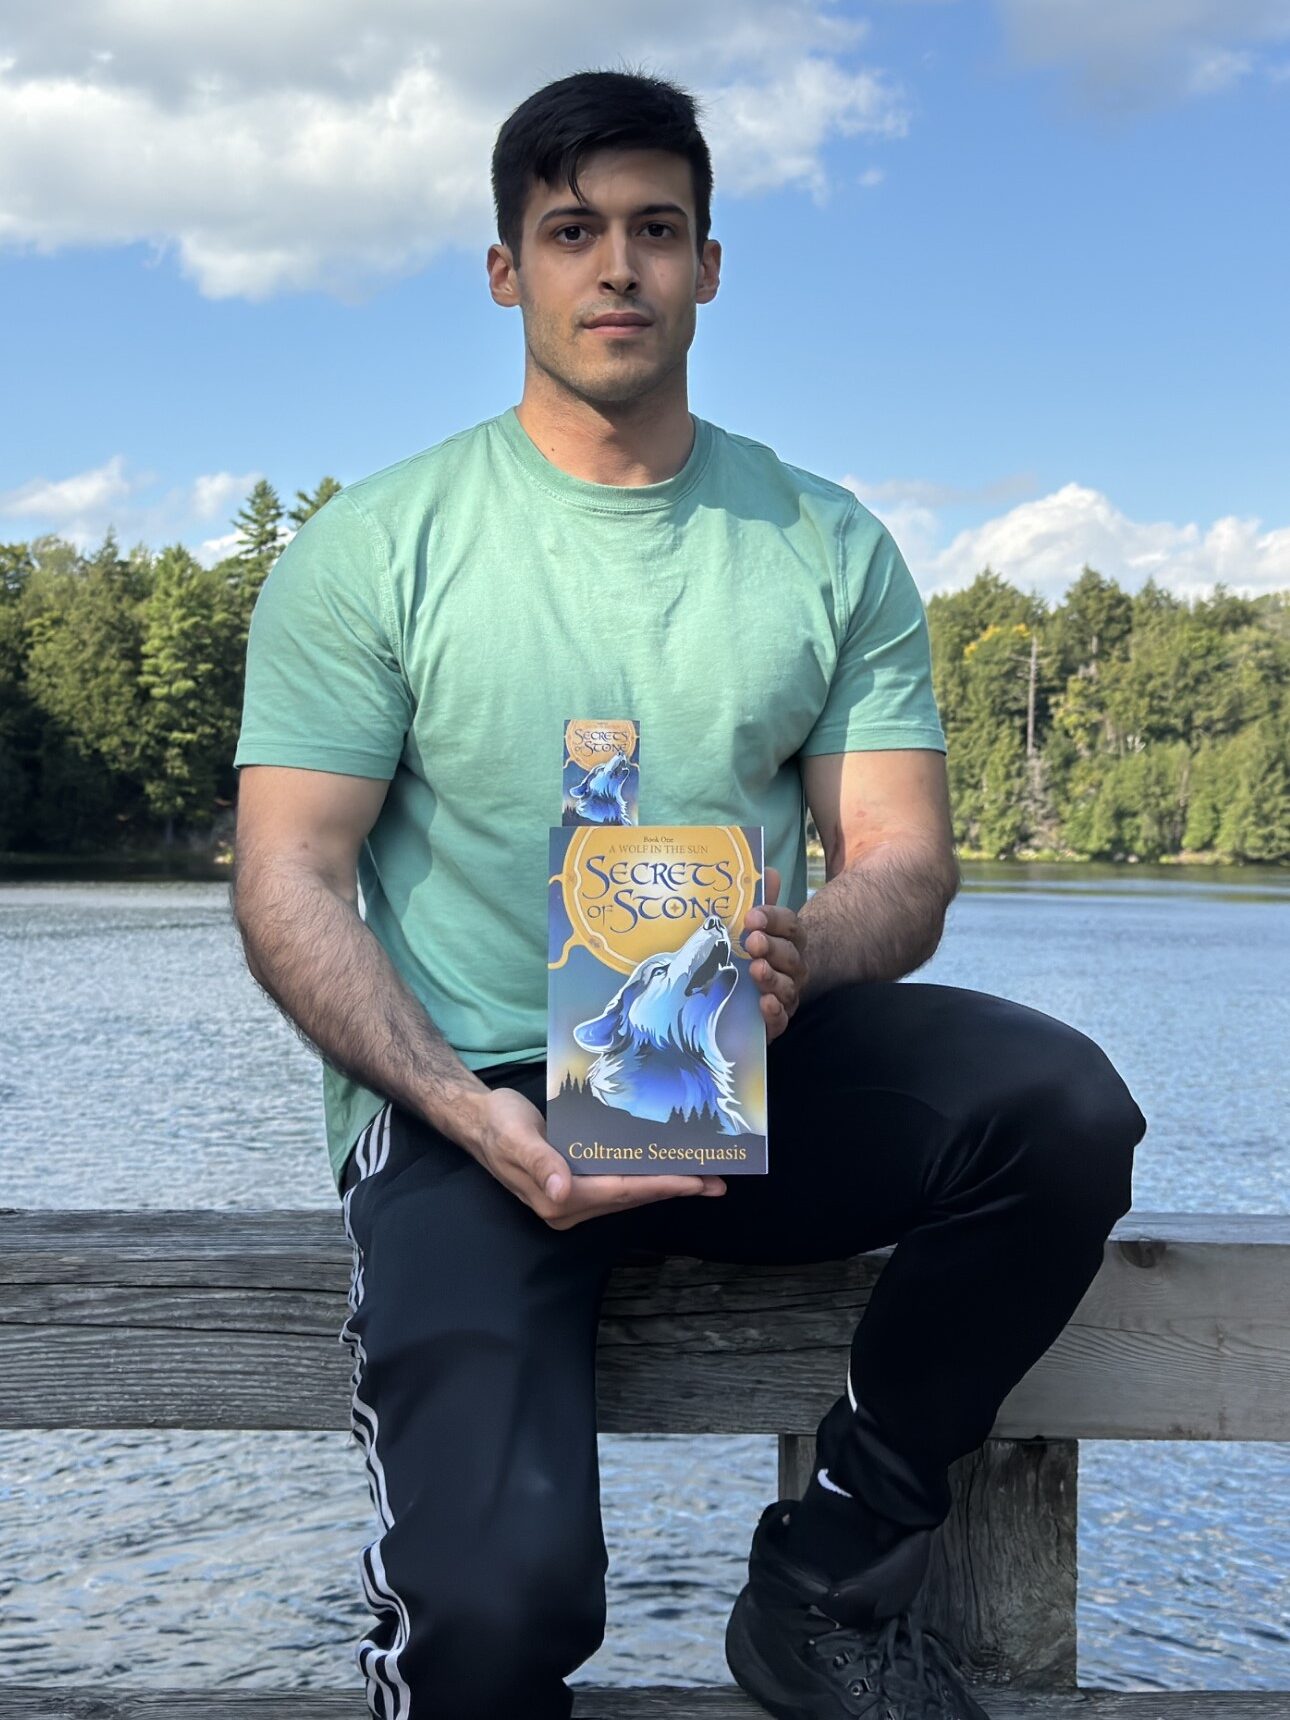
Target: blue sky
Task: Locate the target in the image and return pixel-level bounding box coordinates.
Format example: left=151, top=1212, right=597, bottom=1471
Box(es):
left=1, top=0, right=1287, bottom=601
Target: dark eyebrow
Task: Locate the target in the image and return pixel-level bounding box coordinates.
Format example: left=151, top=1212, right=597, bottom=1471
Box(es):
left=538, top=201, right=690, bottom=228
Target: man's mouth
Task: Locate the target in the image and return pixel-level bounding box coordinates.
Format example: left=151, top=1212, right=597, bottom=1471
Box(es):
left=585, top=313, right=652, bottom=331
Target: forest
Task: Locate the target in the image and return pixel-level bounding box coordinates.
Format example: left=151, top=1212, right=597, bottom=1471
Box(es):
left=1, top=477, right=1286, bottom=863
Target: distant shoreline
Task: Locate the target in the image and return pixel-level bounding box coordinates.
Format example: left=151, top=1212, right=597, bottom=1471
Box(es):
left=0, top=846, right=233, bottom=882
left=806, top=840, right=1261, bottom=868
left=0, top=840, right=1280, bottom=882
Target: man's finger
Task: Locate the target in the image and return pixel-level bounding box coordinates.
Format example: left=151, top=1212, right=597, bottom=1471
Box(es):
left=605, top=1174, right=710, bottom=1205
left=749, top=927, right=806, bottom=971
left=545, top=1173, right=729, bottom=1230
left=753, top=957, right=799, bottom=1006
left=756, top=904, right=800, bottom=940
left=741, top=903, right=800, bottom=953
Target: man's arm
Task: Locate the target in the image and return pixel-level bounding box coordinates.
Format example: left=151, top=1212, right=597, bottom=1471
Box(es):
left=232, top=764, right=495, bottom=1139
left=796, top=749, right=960, bottom=1003
left=231, top=764, right=724, bottom=1224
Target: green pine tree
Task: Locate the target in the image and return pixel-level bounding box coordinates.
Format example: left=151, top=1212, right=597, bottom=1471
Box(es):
left=1052, top=566, right=1132, bottom=682
left=977, top=727, right=1027, bottom=857
left=138, top=545, right=244, bottom=839
left=1216, top=717, right=1290, bottom=861
left=1182, top=743, right=1224, bottom=853
left=22, top=533, right=149, bottom=781
left=228, top=479, right=286, bottom=625
left=234, top=480, right=286, bottom=565
left=0, top=542, right=36, bottom=599
left=0, top=564, right=34, bottom=848
left=288, top=475, right=342, bottom=528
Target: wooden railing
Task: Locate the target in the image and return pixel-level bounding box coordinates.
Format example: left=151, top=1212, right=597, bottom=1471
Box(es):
left=2, top=1207, right=1287, bottom=1716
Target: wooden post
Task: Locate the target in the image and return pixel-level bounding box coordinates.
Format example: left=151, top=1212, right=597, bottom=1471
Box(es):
left=777, top=1433, right=1077, bottom=1689
left=926, top=1439, right=1078, bottom=1690
left=777, top=1431, right=815, bottom=1500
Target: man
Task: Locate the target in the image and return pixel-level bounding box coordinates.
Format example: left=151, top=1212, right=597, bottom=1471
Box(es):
left=232, top=68, right=1146, bottom=1720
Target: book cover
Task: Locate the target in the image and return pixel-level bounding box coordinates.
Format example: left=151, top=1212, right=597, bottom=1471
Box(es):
left=547, top=823, right=769, bottom=1175
left=561, top=717, right=640, bottom=826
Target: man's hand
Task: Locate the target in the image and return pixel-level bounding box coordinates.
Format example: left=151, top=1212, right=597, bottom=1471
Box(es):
left=741, top=865, right=809, bottom=1044
left=470, top=1086, right=727, bottom=1231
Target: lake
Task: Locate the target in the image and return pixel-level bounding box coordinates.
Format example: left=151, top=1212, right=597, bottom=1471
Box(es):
left=1, top=861, right=1286, bottom=1693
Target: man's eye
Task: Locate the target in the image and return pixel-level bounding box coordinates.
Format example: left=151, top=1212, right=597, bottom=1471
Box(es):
left=556, top=225, right=587, bottom=242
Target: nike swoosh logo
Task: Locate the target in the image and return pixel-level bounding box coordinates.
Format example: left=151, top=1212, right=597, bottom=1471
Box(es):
left=817, top=1466, right=853, bottom=1498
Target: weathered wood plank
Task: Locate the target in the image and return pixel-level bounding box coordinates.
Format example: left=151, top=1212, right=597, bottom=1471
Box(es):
left=0, top=1686, right=1284, bottom=1716
left=2, top=1211, right=1287, bottom=1438
left=778, top=1435, right=1080, bottom=1687
left=6, top=1209, right=1286, bottom=1285
left=5, top=1206, right=1285, bottom=1267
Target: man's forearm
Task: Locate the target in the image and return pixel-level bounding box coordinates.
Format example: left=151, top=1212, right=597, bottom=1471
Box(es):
left=232, top=861, right=491, bottom=1151
left=796, top=841, right=960, bottom=1004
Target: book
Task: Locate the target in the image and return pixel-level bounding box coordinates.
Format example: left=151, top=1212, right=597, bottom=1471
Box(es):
left=546, top=822, right=769, bottom=1175
left=561, top=716, right=640, bottom=826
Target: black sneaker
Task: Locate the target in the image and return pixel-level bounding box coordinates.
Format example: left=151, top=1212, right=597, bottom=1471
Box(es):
left=725, top=1500, right=992, bottom=1719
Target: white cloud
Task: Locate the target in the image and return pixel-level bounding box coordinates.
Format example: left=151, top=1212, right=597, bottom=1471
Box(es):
left=0, top=456, right=267, bottom=551
left=996, top=0, right=1290, bottom=106
left=843, top=475, right=1290, bottom=600
left=0, top=454, right=135, bottom=520
left=0, top=1, right=911, bottom=299
left=841, top=471, right=1038, bottom=569
left=191, top=470, right=262, bottom=521
left=703, top=59, right=907, bottom=198
left=1185, top=46, right=1255, bottom=94
left=195, top=531, right=243, bottom=567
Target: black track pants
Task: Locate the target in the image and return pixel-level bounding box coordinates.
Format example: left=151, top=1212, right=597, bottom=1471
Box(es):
left=337, top=978, right=1147, bottom=1718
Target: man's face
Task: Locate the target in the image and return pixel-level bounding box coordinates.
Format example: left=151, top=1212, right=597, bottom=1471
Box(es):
left=488, top=148, right=720, bottom=409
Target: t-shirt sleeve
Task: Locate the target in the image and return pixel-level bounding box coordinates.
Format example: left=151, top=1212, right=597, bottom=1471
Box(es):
left=233, top=490, right=413, bottom=778
left=798, top=503, right=946, bottom=757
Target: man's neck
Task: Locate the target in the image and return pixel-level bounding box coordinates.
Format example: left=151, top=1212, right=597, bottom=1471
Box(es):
left=513, top=375, right=695, bottom=487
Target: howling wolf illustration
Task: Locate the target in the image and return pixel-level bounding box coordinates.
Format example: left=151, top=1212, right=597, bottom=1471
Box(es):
left=569, top=749, right=634, bottom=825
left=572, top=914, right=751, bottom=1134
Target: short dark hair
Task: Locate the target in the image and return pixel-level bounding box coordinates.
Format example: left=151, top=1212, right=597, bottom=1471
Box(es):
left=492, top=69, right=713, bottom=265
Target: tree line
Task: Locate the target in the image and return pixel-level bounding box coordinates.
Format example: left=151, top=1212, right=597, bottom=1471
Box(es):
left=927, top=568, right=1288, bottom=863
left=0, top=476, right=336, bottom=853
left=1, top=479, right=1286, bottom=862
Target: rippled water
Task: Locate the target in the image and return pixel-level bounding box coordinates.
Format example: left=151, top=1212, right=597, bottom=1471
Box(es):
left=1, top=862, right=1287, bottom=1693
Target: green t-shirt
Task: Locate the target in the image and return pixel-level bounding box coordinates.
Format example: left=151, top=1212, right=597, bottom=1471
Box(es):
left=234, top=407, right=946, bottom=1192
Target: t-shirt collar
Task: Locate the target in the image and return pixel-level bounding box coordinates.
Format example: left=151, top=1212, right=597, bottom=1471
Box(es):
left=495, top=405, right=712, bottom=513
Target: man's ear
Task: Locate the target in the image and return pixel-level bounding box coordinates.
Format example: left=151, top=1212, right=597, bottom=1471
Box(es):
left=487, top=241, right=520, bottom=308
left=695, top=238, right=721, bottom=306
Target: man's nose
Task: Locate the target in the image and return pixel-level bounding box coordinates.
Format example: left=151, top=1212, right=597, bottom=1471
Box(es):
left=599, top=233, right=639, bottom=295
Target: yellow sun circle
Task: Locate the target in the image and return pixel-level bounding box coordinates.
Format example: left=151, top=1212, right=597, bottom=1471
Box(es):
left=559, top=825, right=760, bottom=975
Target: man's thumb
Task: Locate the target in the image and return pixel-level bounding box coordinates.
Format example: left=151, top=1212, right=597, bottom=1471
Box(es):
left=525, top=1143, right=567, bottom=1202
